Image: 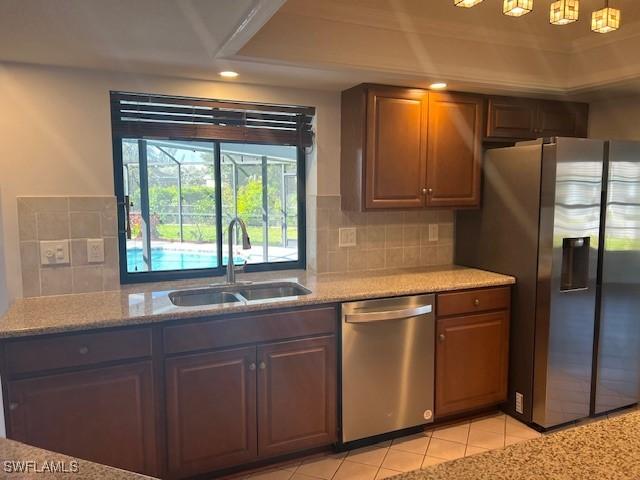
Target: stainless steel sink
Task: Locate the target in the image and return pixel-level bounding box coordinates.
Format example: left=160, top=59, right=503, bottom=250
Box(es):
left=168, top=289, right=241, bottom=307
left=237, top=282, right=312, bottom=301
left=168, top=281, right=311, bottom=307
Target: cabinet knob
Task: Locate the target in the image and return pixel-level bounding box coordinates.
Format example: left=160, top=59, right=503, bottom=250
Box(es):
left=259, top=362, right=266, bottom=370
left=9, top=402, right=18, bottom=411
left=473, top=298, right=480, bottom=307
left=78, top=346, right=89, bottom=355
left=438, top=334, right=446, bottom=342
left=249, top=363, right=256, bottom=371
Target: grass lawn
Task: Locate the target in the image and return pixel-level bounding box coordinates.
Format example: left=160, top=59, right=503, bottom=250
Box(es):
left=155, top=224, right=298, bottom=245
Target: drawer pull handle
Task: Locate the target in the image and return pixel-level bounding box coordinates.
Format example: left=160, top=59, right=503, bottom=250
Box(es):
left=78, top=346, right=89, bottom=355
left=473, top=299, right=480, bottom=307
left=9, top=402, right=18, bottom=411
left=259, top=362, right=266, bottom=370
left=249, top=363, right=256, bottom=371
left=438, top=334, right=446, bottom=342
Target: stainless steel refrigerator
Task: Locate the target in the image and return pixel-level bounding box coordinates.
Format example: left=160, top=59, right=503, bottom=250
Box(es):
left=456, top=137, right=640, bottom=429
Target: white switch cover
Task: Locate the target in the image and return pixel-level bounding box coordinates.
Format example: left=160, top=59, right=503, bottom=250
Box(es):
left=40, top=240, right=70, bottom=266
left=428, top=224, right=439, bottom=242
left=87, top=239, right=105, bottom=263
left=339, top=228, right=357, bottom=247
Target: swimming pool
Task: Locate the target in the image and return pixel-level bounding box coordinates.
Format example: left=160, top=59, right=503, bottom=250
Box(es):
left=127, top=247, right=232, bottom=272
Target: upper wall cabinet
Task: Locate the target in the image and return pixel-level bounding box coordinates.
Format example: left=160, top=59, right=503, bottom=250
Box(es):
left=341, top=84, right=483, bottom=211
left=426, top=92, right=483, bottom=208
left=486, top=96, right=589, bottom=140
left=343, top=85, right=429, bottom=210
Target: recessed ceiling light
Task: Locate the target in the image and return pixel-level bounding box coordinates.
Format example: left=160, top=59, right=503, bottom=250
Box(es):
left=430, top=82, right=448, bottom=90
left=219, top=71, right=239, bottom=78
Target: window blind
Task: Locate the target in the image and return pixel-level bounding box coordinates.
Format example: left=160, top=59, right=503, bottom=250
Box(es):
left=110, top=92, right=314, bottom=147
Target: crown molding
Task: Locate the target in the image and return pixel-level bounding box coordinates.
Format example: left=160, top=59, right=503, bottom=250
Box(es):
left=215, top=0, right=287, bottom=59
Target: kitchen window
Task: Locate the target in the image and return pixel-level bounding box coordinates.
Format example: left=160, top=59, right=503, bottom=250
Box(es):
left=110, top=92, right=313, bottom=283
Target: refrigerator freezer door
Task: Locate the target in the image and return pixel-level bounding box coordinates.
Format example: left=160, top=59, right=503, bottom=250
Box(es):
left=533, top=138, right=604, bottom=428
left=594, top=141, right=640, bottom=414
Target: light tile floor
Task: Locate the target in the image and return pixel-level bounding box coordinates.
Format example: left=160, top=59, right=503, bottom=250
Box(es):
left=239, top=407, right=638, bottom=480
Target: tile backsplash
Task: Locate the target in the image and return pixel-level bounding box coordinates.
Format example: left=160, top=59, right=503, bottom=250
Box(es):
left=308, top=195, right=454, bottom=274
left=18, top=196, right=119, bottom=297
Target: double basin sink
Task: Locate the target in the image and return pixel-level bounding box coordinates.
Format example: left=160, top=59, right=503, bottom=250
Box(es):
left=169, top=281, right=311, bottom=307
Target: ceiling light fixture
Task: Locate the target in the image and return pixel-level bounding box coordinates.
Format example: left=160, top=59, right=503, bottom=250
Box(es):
left=219, top=71, right=239, bottom=78
left=591, top=0, right=621, bottom=33
left=454, top=0, right=484, bottom=7
left=429, top=82, right=448, bottom=90
left=503, top=0, right=533, bottom=17
left=550, top=0, right=579, bottom=25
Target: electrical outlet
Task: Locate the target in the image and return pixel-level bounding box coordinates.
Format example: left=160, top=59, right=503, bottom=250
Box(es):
left=339, top=228, right=357, bottom=247
left=40, top=240, right=70, bottom=266
left=428, top=224, right=439, bottom=242
left=515, top=392, right=524, bottom=414
left=87, top=239, right=105, bottom=263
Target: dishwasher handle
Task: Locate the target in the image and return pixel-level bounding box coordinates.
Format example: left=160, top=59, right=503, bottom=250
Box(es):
left=344, top=304, right=432, bottom=323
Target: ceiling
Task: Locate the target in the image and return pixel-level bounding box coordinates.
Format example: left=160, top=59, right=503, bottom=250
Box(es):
left=1, top=0, right=640, bottom=99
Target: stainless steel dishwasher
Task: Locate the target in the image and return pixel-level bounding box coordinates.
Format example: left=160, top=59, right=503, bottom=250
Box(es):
left=341, top=294, right=435, bottom=443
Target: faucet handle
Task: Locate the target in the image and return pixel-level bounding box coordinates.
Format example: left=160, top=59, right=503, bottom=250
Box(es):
left=234, top=260, right=248, bottom=274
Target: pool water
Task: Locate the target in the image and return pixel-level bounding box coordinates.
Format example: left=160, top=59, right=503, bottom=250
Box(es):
left=127, top=247, right=240, bottom=272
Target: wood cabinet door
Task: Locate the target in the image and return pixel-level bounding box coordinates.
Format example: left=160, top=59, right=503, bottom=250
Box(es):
left=537, top=101, right=589, bottom=138
left=165, top=347, right=257, bottom=478
left=426, top=92, right=483, bottom=207
left=257, top=336, right=337, bottom=458
left=486, top=96, right=538, bottom=139
left=7, top=362, right=158, bottom=476
left=364, top=86, right=428, bottom=209
left=436, top=311, right=509, bottom=417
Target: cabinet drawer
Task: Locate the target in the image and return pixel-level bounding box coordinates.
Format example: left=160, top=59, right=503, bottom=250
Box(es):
left=5, top=328, right=152, bottom=376
left=437, top=287, right=510, bottom=317
left=164, top=306, right=337, bottom=355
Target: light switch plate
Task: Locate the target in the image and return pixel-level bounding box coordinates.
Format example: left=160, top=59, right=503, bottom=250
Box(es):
left=40, top=240, right=70, bottom=266
left=339, top=227, right=357, bottom=247
left=428, top=224, right=439, bottom=242
left=87, top=238, right=105, bottom=263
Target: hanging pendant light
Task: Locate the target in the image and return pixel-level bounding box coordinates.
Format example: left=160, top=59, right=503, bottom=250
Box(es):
left=503, top=0, right=533, bottom=17
left=454, top=0, right=484, bottom=7
left=550, top=0, right=579, bottom=25
left=592, top=0, right=621, bottom=33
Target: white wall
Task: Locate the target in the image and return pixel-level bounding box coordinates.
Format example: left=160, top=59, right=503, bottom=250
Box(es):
left=589, top=95, right=640, bottom=140
left=0, top=62, right=341, bottom=301
left=0, top=189, right=7, bottom=437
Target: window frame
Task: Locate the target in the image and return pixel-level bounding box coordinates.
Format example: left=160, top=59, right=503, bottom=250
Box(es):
left=111, top=131, right=307, bottom=285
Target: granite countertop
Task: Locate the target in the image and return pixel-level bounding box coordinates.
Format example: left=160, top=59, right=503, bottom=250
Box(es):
left=0, top=265, right=514, bottom=338
left=398, top=412, right=640, bottom=480
left=0, top=437, right=157, bottom=479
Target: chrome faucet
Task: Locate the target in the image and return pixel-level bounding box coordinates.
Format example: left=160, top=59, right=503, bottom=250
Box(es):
left=226, top=217, right=252, bottom=284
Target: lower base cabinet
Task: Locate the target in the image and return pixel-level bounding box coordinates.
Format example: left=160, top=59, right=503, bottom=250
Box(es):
left=165, top=335, right=337, bottom=478
left=165, top=347, right=258, bottom=478
left=258, top=336, right=337, bottom=458
left=435, top=287, right=511, bottom=417
left=7, top=361, right=158, bottom=475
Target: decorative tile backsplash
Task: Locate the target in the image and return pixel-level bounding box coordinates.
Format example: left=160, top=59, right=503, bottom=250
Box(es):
left=17, top=196, right=119, bottom=297
left=307, top=195, right=454, bottom=274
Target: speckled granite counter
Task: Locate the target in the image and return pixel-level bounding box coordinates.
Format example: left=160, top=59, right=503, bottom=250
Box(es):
left=398, top=411, right=640, bottom=480
left=0, top=437, right=157, bottom=479
left=0, top=266, right=513, bottom=338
